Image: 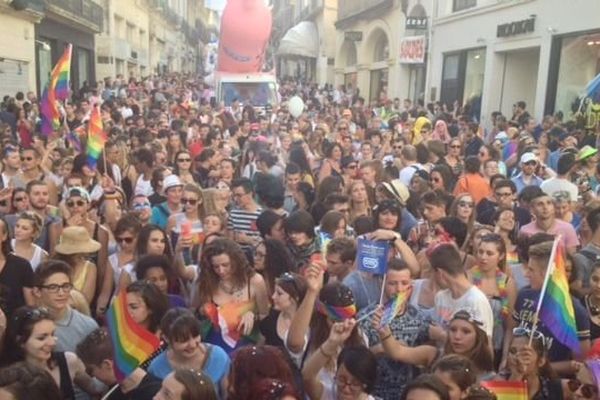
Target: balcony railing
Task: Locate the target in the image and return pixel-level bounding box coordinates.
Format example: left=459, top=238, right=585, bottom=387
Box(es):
left=337, top=0, right=391, bottom=23
left=45, top=0, right=103, bottom=31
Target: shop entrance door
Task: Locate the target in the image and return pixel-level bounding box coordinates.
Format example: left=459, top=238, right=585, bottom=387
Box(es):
left=497, top=47, right=540, bottom=118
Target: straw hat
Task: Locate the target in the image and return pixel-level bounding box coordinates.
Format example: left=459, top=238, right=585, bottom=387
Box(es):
left=55, top=226, right=101, bottom=255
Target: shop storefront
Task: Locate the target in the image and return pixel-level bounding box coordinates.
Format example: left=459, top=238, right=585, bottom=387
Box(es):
left=546, top=30, right=600, bottom=126
left=440, top=48, right=486, bottom=120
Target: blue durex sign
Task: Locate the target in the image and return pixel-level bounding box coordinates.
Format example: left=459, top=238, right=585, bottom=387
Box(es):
left=357, top=238, right=390, bottom=275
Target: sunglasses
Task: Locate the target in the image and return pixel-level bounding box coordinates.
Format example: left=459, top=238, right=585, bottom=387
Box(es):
left=181, top=198, right=198, bottom=206
left=132, top=202, right=151, bottom=210
left=20, top=156, right=34, bottom=161
left=13, top=196, right=27, bottom=202
left=450, top=145, right=461, bottom=149
left=13, top=307, right=51, bottom=323
left=524, top=161, right=537, bottom=166
left=116, top=236, right=134, bottom=244
left=345, top=164, right=358, bottom=169
left=66, top=200, right=86, bottom=208
left=278, top=272, right=300, bottom=296
left=512, top=326, right=549, bottom=348
left=458, top=201, right=474, bottom=208
left=567, top=379, right=598, bottom=398
left=177, top=158, right=191, bottom=162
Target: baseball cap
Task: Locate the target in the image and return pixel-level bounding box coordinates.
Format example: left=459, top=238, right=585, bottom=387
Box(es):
left=578, top=145, right=598, bottom=161
left=520, top=152, right=537, bottom=165
left=66, top=187, right=91, bottom=203
left=163, top=175, right=183, bottom=192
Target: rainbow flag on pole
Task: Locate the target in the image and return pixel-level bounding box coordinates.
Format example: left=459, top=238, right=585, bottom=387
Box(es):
left=40, top=44, right=72, bottom=136
left=481, top=381, right=527, bottom=400
left=379, top=288, right=411, bottom=328
left=86, top=105, right=107, bottom=169
left=538, top=240, right=581, bottom=354
left=106, top=291, right=160, bottom=382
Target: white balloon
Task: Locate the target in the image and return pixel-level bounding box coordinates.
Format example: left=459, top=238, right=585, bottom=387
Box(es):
left=288, top=96, right=305, bottom=118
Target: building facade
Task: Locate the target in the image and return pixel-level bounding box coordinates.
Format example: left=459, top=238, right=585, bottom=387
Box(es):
left=274, top=0, right=338, bottom=86
left=0, top=0, right=44, bottom=97
left=333, top=0, right=433, bottom=105
left=427, top=0, right=600, bottom=128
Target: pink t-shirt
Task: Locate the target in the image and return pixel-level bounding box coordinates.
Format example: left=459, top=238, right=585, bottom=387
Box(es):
left=519, top=219, right=580, bottom=252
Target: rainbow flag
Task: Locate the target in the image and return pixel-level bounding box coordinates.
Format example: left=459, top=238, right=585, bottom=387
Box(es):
left=106, top=291, right=160, bottom=382
left=40, top=44, right=72, bottom=136
left=86, top=105, right=107, bottom=169
left=538, top=242, right=581, bottom=354
left=379, top=287, right=411, bottom=327
left=481, top=381, right=527, bottom=400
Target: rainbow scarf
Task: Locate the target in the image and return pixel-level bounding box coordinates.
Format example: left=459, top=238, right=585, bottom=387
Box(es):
left=481, top=381, right=527, bottom=400
left=471, top=266, right=509, bottom=319
left=539, top=242, right=581, bottom=354
left=86, top=105, right=107, bottom=169
left=106, top=291, right=160, bottom=382
left=380, top=287, right=412, bottom=328
left=315, top=300, right=356, bottom=322
left=40, top=44, right=72, bottom=136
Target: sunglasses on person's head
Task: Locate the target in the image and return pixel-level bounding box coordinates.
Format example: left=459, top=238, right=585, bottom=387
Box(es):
left=567, top=379, right=598, bottom=399
left=66, top=200, right=86, bottom=208
left=512, top=326, right=549, bottom=348
left=181, top=198, right=198, bottom=206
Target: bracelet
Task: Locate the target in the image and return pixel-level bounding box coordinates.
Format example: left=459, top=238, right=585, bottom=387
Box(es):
left=319, top=344, right=335, bottom=358
left=380, top=332, right=393, bottom=342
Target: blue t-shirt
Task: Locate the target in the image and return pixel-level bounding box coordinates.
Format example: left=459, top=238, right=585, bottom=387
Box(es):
left=513, top=287, right=590, bottom=362
left=148, top=343, right=230, bottom=395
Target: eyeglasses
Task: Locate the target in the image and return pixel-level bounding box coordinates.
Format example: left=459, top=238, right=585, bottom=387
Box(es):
left=132, top=202, right=151, bottom=210
left=181, top=198, right=198, bottom=206
left=116, top=236, right=134, bottom=244
left=335, top=374, right=365, bottom=391
left=20, top=156, right=34, bottom=162
left=177, top=158, right=191, bottom=163
left=567, top=379, right=599, bottom=399
left=13, top=196, right=27, bottom=202
left=345, top=164, right=358, bottom=169
left=66, top=200, right=86, bottom=208
left=512, top=326, right=549, bottom=348
left=458, top=201, right=474, bottom=208
left=39, top=283, right=73, bottom=293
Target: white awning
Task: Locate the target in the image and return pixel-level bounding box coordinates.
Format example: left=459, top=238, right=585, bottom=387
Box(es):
left=277, top=21, right=319, bottom=58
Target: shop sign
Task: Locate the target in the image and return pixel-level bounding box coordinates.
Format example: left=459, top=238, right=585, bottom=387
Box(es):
left=497, top=17, right=535, bottom=38
left=344, top=31, right=363, bottom=41
left=406, top=16, right=428, bottom=30
left=399, top=36, right=426, bottom=64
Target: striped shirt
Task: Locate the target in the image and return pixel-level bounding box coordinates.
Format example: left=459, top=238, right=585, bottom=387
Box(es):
left=227, top=207, right=263, bottom=242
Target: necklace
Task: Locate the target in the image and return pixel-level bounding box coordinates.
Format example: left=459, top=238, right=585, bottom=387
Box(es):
left=219, top=280, right=240, bottom=295
left=586, top=295, right=600, bottom=317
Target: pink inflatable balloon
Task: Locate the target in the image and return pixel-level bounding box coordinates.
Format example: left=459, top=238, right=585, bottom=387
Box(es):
left=217, top=0, right=272, bottom=73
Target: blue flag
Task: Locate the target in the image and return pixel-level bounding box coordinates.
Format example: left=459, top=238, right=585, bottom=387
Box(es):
left=357, top=238, right=390, bottom=275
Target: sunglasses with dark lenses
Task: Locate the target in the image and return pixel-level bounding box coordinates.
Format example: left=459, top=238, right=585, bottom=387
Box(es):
left=181, top=198, right=198, bottom=206
left=66, top=200, right=86, bottom=208
left=20, top=156, right=34, bottom=162
left=567, top=380, right=598, bottom=398
left=524, top=161, right=537, bottom=166
left=13, top=196, right=27, bottom=202
left=458, top=201, right=474, bottom=208
left=13, top=307, right=51, bottom=323
left=116, top=236, right=134, bottom=244
left=278, top=272, right=300, bottom=294
left=177, top=158, right=191, bottom=163
left=450, top=145, right=461, bottom=149
left=512, top=326, right=549, bottom=348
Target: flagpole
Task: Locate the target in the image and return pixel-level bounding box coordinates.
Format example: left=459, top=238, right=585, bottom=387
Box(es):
left=378, top=273, right=387, bottom=306
left=528, top=236, right=561, bottom=346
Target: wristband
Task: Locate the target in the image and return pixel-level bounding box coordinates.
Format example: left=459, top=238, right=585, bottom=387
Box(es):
left=319, top=344, right=335, bottom=358
left=380, top=332, right=393, bottom=342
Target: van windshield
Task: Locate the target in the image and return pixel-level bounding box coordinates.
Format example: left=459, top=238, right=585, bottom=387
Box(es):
left=221, top=81, right=278, bottom=107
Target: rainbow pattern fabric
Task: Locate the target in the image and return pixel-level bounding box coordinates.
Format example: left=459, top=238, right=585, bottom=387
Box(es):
left=380, top=288, right=412, bottom=327
left=40, top=44, right=72, bottom=136
left=315, top=300, right=356, bottom=322
left=106, top=291, right=160, bottom=382
left=481, top=381, right=527, bottom=400
left=86, top=105, right=107, bottom=169
left=539, top=243, right=581, bottom=354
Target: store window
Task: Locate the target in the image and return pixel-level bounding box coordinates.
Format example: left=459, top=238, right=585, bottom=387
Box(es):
left=554, top=32, right=600, bottom=122
left=78, top=48, right=91, bottom=88
left=453, top=0, right=476, bottom=12
left=37, top=39, right=53, bottom=91
left=440, top=48, right=485, bottom=119
left=369, top=68, right=388, bottom=104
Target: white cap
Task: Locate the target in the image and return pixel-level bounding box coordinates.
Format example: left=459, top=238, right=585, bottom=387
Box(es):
left=520, top=152, right=537, bottom=165
left=163, top=174, right=183, bottom=192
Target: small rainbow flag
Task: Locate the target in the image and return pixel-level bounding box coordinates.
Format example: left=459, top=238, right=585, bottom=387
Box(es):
left=86, top=105, right=107, bottom=169
left=106, top=291, right=160, bottom=382
left=538, top=242, right=581, bottom=354
left=379, top=287, right=411, bottom=328
left=40, top=44, right=72, bottom=136
left=481, top=381, right=527, bottom=400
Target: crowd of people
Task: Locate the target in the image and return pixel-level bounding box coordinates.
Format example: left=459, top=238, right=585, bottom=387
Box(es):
left=0, top=73, right=599, bottom=400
